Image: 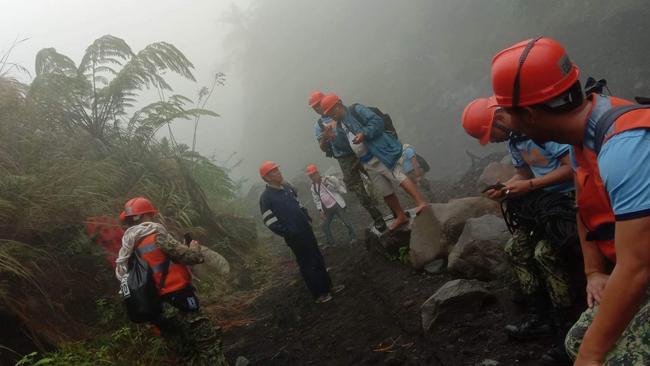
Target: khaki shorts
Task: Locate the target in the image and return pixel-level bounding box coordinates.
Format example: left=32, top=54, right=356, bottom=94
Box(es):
left=364, top=157, right=408, bottom=197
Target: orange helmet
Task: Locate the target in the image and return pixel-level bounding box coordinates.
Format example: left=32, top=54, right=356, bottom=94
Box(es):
left=320, top=94, right=341, bottom=115
left=462, top=97, right=498, bottom=145
left=308, top=91, right=325, bottom=107
left=305, top=164, right=318, bottom=175
left=259, top=160, right=279, bottom=178
left=491, top=37, right=579, bottom=107
left=122, top=197, right=157, bottom=218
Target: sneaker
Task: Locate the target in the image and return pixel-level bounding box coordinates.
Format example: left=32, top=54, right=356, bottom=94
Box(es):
left=315, top=294, right=333, bottom=304
left=331, top=285, right=345, bottom=294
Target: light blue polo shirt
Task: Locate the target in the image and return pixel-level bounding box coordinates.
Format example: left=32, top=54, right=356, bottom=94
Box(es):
left=507, top=138, right=574, bottom=193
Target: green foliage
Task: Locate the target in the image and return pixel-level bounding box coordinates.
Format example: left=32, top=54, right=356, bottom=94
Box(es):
left=0, top=35, right=242, bottom=359
left=398, top=246, right=410, bottom=264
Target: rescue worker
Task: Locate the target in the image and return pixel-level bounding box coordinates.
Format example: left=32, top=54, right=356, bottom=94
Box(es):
left=462, top=97, right=577, bottom=365
left=305, top=163, right=357, bottom=246
left=490, top=36, right=650, bottom=365
left=115, top=197, right=229, bottom=366
left=258, top=161, right=344, bottom=303
left=310, top=91, right=387, bottom=232
left=320, top=94, right=428, bottom=231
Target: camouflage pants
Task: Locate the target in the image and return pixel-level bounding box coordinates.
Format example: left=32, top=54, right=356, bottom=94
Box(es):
left=337, top=154, right=384, bottom=223
left=565, top=298, right=650, bottom=365
left=158, top=302, right=229, bottom=366
left=503, top=227, right=573, bottom=308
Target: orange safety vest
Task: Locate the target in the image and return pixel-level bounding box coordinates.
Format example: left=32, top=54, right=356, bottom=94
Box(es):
left=135, top=233, right=192, bottom=296
left=573, top=95, right=650, bottom=264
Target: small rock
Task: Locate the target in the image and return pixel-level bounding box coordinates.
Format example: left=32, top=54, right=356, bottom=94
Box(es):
left=421, top=279, right=494, bottom=331
left=478, top=359, right=500, bottom=366
left=423, top=258, right=446, bottom=274
left=235, top=356, right=250, bottom=366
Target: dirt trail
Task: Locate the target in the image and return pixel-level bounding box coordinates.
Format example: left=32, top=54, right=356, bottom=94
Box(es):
left=220, top=224, right=558, bottom=366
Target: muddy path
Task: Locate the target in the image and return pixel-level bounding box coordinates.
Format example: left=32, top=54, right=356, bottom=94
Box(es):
left=219, top=221, right=559, bottom=366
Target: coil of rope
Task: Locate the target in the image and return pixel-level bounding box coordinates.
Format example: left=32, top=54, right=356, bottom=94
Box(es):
left=500, top=190, right=578, bottom=248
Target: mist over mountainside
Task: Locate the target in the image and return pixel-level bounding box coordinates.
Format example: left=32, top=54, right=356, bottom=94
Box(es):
left=225, top=0, right=650, bottom=184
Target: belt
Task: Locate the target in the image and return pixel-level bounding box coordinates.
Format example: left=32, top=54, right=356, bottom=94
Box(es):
left=359, top=152, right=374, bottom=163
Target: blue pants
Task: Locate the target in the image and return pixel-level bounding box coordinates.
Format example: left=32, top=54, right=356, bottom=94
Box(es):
left=286, top=228, right=332, bottom=299
left=322, top=205, right=357, bottom=245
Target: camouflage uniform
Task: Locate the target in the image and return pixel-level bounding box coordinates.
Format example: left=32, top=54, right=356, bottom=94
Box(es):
left=336, top=154, right=385, bottom=224
left=503, top=227, right=573, bottom=308
left=154, top=232, right=229, bottom=366
left=565, top=298, right=650, bottom=365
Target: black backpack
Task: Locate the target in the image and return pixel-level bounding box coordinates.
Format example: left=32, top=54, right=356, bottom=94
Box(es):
left=121, top=250, right=170, bottom=323
left=349, top=103, right=399, bottom=139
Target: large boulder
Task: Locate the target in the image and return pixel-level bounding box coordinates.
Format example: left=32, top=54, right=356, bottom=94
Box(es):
left=478, top=161, right=515, bottom=188
left=409, top=205, right=443, bottom=269
left=447, top=215, right=510, bottom=280
left=406, top=197, right=499, bottom=269
left=421, top=279, right=494, bottom=331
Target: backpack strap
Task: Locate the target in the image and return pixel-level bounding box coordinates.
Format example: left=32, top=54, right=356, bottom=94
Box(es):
left=349, top=103, right=365, bottom=126
left=317, top=117, right=326, bottom=130
left=594, top=105, right=650, bottom=154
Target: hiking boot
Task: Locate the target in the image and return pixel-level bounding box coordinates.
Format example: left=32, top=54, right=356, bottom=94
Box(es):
left=332, top=285, right=345, bottom=294
left=315, top=294, right=332, bottom=304
left=540, top=345, right=571, bottom=366
left=504, top=313, right=554, bottom=340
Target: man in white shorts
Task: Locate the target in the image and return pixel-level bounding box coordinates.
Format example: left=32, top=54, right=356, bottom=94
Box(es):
left=319, top=94, right=428, bottom=230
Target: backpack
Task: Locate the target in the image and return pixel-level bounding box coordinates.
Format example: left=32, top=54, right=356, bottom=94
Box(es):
left=317, top=118, right=335, bottom=158
left=415, top=154, right=430, bottom=173
left=349, top=103, right=399, bottom=139
left=120, top=250, right=170, bottom=323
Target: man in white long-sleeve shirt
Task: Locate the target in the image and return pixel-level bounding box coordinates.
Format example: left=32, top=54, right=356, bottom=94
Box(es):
left=306, top=164, right=357, bottom=246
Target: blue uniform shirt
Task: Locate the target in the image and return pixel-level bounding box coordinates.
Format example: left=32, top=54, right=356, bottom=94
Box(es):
left=584, top=95, right=650, bottom=220
left=507, top=138, right=574, bottom=193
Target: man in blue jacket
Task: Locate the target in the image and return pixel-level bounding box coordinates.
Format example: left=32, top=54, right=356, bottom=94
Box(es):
left=320, top=94, right=428, bottom=230
left=258, top=160, right=344, bottom=304
left=309, top=91, right=387, bottom=232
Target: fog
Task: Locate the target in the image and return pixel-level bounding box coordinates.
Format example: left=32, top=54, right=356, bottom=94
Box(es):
left=3, top=0, right=649, bottom=190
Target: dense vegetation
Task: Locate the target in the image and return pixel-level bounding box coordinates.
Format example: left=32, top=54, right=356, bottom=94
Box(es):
left=0, top=35, right=247, bottom=364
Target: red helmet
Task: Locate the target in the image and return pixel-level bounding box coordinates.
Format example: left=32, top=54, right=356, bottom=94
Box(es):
left=491, top=37, right=579, bottom=107
left=461, top=97, right=498, bottom=145
left=122, top=197, right=157, bottom=217
left=320, top=94, right=341, bottom=115
left=308, top=91, right=325, bottom=107
left=259, top=160, right=280, bottom=178
left=305, top=164, right=318, bottom=175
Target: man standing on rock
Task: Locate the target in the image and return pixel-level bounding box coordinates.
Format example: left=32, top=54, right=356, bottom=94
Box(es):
left=309, top=91, right=387, bottom=232
left=462, top=96, right=576, bottom=365
left=489, top=37, right=650, bottom=366
left=305, top=163, right=357, bottom=247
left=258, top=160, right=344, bottom=304
left=320, top=93, right=428, bottom=231
left=115, top=197, right=229, bottom=366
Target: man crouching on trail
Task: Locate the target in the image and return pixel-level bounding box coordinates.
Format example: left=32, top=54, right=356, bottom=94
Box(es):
left=115, top=197, right=229, bottom=366
left=462, top=97, right=577, bottom=365
left=258, top=161, right=344, bottom=304
left=320, top=94, right=428, bottom=230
